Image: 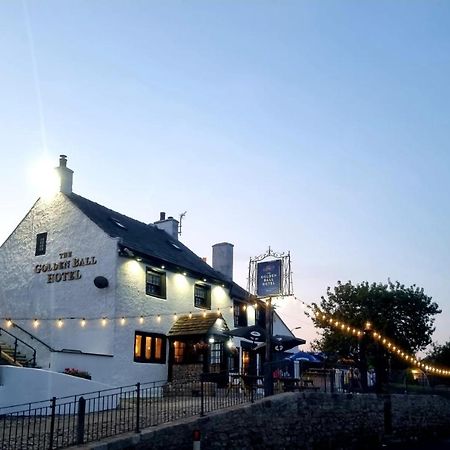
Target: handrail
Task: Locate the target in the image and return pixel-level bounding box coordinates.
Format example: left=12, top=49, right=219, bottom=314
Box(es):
left=11, top=322, right=55, bottom=352
left=0, top=327, right=36, bottom=366
left=10, top=323, right=113, bottom=357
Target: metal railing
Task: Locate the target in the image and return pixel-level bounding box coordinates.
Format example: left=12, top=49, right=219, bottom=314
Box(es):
left=0, top=327, right=37, bottom=367
left=0, top=374, right=263, bottom=450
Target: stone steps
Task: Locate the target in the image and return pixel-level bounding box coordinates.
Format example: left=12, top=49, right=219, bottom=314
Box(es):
left=0, top=340, right=33, bottom=366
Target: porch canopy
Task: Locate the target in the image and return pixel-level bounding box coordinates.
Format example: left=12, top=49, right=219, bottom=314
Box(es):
left=168, top=312, right=229, bottom=339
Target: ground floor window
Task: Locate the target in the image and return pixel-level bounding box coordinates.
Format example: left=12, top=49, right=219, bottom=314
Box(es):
left=134, top=331, right=166, bottom=364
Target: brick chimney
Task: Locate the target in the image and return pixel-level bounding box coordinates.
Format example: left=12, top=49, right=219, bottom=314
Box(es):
left=212, top=242, right=234, bottom=281
left=154, top=212, right=179, bottom=240
left=55, top=155, right=73, bottom=194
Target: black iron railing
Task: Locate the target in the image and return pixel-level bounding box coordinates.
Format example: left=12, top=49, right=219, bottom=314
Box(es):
left=0, top=327, right=37, bottom=367
left=0, top=375, right=263, bottom=450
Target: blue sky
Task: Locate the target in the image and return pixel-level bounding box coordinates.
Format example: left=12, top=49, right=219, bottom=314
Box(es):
left=1, top=1, right=449, bottom=348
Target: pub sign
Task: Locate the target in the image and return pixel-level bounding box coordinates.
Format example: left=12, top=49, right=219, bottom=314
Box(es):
left=256, top=259, right=282, bottom=296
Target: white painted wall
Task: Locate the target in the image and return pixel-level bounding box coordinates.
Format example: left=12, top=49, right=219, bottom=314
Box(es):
left=0, top=193, right=117, bottom=384
left=0, top=366, right=112, bottom=411
left=0, top=191, right=275, bottom=391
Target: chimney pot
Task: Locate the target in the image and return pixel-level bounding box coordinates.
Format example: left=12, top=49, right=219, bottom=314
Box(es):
left=55, top=155, right=73, bottom=194
left=160, top=212, right=166, bottom=221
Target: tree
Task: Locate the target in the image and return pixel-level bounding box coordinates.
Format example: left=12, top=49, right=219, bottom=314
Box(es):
left=311, top=280, right=441, bottom=391
left=426, top=341, right=450, bottom=366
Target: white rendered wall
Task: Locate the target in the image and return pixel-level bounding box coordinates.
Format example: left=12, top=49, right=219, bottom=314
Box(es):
left=0, top=366, right=112, bottom=410
left=0, top=193, right=117, bottom=380
left=113, top=259, right=237, bottom=386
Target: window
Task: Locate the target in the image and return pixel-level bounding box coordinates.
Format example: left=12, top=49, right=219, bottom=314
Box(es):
left=134, top=331, right=166, bottom=364
left=255, top=306, right=266, bottom=328
left=233, top=301, right=248, bottom=327
left=35, top=233, right=47, bottom=256
left=209, top=342, right=223, bottom=367
left=173, top=341, right=186, bottom=363
left=194, top=284, right=211, bottom=309
left=146, top=268, right=166, bottom=298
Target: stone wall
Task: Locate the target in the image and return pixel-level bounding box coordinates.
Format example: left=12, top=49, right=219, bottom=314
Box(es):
left=79, top=392, right=450, bottom=450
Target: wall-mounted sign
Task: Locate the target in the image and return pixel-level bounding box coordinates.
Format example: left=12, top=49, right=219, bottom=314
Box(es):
left=34, top=251, right=97, bottom=284
left=256, top=259, right=282, bottom=297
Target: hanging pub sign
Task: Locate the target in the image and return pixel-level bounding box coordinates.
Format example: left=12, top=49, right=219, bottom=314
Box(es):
left=248, top=247, right=293, bottom=297
left=257, top=259, right=282, bottom=297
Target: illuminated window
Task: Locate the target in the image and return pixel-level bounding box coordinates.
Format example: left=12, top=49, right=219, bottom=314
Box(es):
left=242, top=350, right=250, bottom=374
left=35, top=232, right=47, bottom=256
left=194, top=284, right=211, bottom=309
left=146, top=268, right=166, bottom=298
left=174, top=341, right=186, bottom=363
left=134, top=335, right=142, bottom=357
left=134, top=331, right=166, bottom=364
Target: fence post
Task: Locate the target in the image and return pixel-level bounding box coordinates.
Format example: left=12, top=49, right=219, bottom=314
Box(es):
left=135, top=382, right=141, bottom=433
left=49, top=397, right=56, bottom=450
left=76, top=397, right=86, bottom=445
left=200, top=377, right=205, bottom=417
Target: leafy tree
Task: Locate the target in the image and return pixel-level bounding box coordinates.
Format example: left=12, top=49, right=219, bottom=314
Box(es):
left=426, top=341, right=450, bottom=366
left=311, top=280, right=441, bottom=390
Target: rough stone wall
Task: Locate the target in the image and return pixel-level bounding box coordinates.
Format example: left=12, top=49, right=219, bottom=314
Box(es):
left=79, top=392, right=450, bottom=450
left=172, top=363, right=203, bottom=381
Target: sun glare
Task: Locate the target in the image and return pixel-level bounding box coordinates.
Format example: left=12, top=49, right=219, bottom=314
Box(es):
left=28, top=157, right=60, bottom=199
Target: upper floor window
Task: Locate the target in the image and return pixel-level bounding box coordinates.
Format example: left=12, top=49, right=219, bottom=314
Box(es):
left=233, top=301, right=248, bottom=327
left=35, top=232, right=47, bottom=256
left=194, top=284, right=211, bottom=309
left=134, top=331, right=166, bottom=364
left=255, top=306, right=266, bottom=329
left=146, top=268, right=166, bottom=298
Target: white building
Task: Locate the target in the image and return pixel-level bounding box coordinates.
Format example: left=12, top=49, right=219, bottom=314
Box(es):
left=0, top=156, right=297, bottom=390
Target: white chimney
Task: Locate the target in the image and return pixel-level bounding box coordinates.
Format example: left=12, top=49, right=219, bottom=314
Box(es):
left=154, top=212, right=179, bottom=240
left=212, top=242, right=234, bottom=281
left=55, top=155, right=73, bottom=194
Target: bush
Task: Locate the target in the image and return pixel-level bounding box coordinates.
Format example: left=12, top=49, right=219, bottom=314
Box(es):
left=63, top=368, right=92, bottom=380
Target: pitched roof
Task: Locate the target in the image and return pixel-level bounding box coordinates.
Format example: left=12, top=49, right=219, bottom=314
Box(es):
left=67, top=193, right=251, bottom=290
left=168, top=312, right=230, bottom=336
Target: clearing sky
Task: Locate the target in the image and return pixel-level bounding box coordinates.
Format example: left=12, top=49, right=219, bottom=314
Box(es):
left=1, top=1, right=449, bottom=348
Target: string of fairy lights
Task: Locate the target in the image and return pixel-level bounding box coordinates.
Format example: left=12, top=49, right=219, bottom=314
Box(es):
left=290, top=296, right=450, bottom=377
left=0, top=306, right=235, bottom=330
left=2, top=295, right=448, bottom=377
